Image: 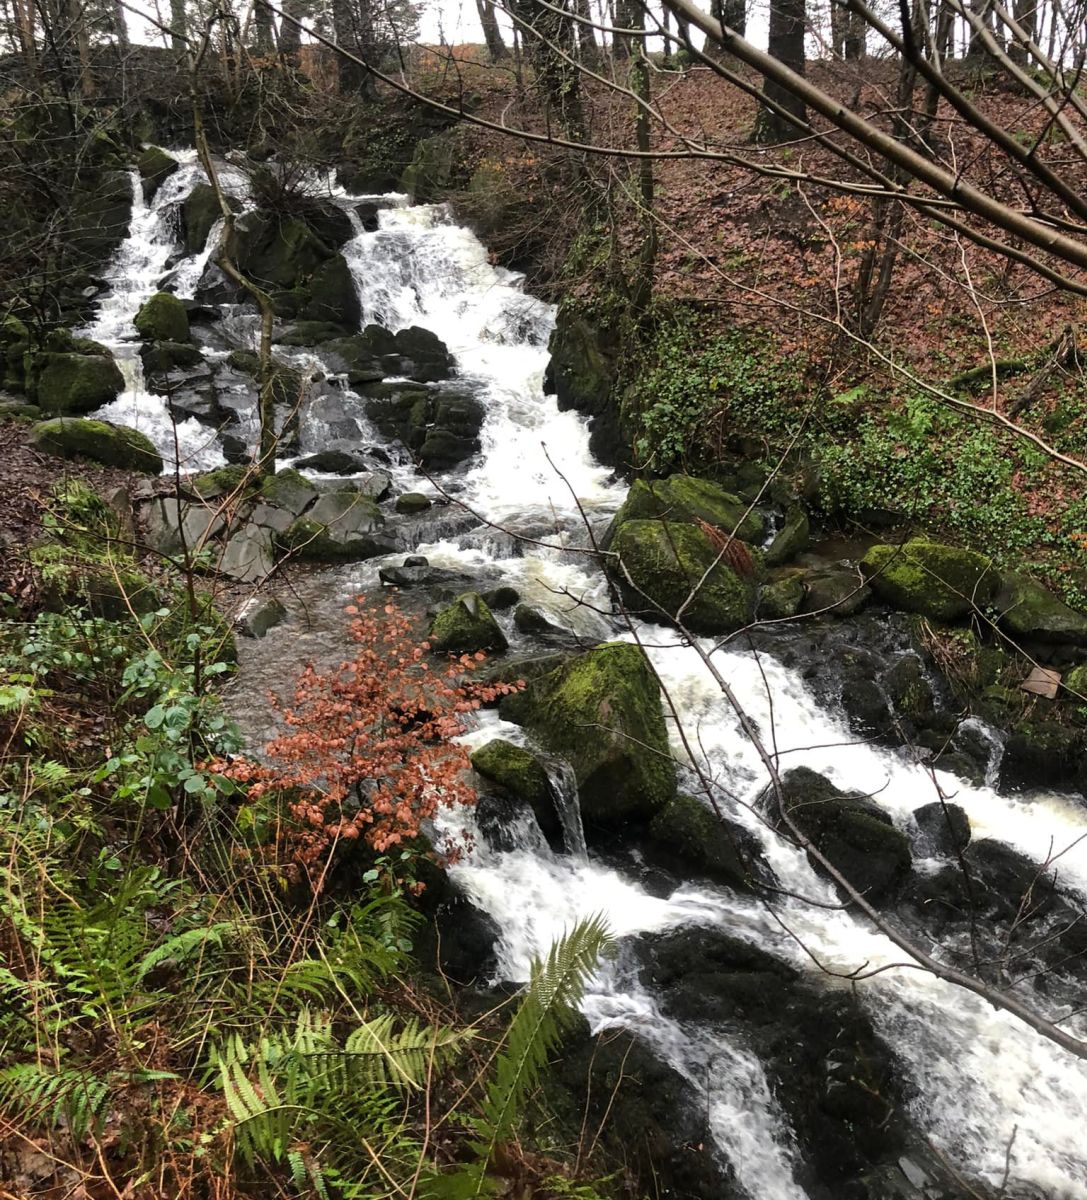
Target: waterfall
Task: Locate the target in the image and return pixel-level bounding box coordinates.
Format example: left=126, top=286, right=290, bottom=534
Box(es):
left=84, top=155, right=1087, bottom=1199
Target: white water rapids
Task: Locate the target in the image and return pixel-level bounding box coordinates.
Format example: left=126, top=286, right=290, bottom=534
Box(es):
left=86, top=150, right=1087, bottom=1198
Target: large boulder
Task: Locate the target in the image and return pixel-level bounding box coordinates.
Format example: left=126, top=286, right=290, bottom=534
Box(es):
left=364, top=386, right=485, bottom=469
left=765, top=503, right=810, bottom=565
left=429, top=592, right=507, bottom=653
left=136, top=145, right=178, bottom=201
left=182, top=183, right=233, bottom=255
left=235, top=211, right=329, bottom=290
left=301, top=254, right=361, bottom=329
left=499, top=642, right=676, bottom=826
left=545, top=305, right=622, bottom=466
left=608, top=518, right=759, bottom=634
left=606, top=475, right=765, bottom=546
left=67, top=169, right=132, bottom=267
left=646, top=793, right=766, bottom=891
left=26, top=350, right=125, bottom=414
left=470, top=738, right=561, bottom=846
left=0, top=315, right=30, bottom=391
left=134, top=292, right=190, bottom=343
left=769, top=767, right=911, bottom=903
left=279, top=490, right=392, bottom=561
left=861, top=539, right=997, bottom=622
left=30, top=418, right=163, bottom=474
left=994, top=572, right=1087, bottom=646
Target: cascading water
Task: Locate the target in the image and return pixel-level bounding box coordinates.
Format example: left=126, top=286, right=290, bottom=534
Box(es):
left=85, top=156, right=1087, bottom=1198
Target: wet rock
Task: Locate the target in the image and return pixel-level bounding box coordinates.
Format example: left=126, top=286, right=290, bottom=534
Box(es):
left=883, top=655, right=936, bottom=725
left=759, top=570, right=804, bottom=619
left=605, top=475, right=765, bottom=547
left=470, top=738, right=562, bottom=847
left=135, top=292, right=190, bottom=343
left=277, top=321, right=349, bottom=346
left=220, top=433, right=252, bottom=465
left=482, top=585, right=519, bottom=610
left=136, top=145, right=178, bottom=201
left=140, top=339, right=203, bottom=375
left=235, top=594, right=287, bottom=638
left=301, top=253, right=361, bottom=328
left=191, top=464, right=256, bottom=500
left=395, top=492, right=432, bottom=514
left=320, top=335, right=387, bottom=385
left=429, top=591, right=507, bottom=653
left=182, top=183, right=234, bottom=255
left=645, top=793, right=767, bottom=892
left=143, top=496, right=225, bottom=555
left=769, top=767, right=912, bottom=903
left=247, top=501, right=294, bottom=535
left=800, top=565, right=872, bottom=617
left=218, top=525, right=274, bottom=582
left=480, top=651, right=572, bottom=691
left=259, top=468, right=317, bottom=517
left=280, top=491, right=392, bottom=561
left=225, top=350, right=306, bottom=408
left=765, top=503, right=810, bottom=565
left=0, top=400, right=42, bottom=421
left=30, top=418, right=162, bottom=474
left=234, top=211, right=329, bottom=290
left=294, top=449, right=370, bottom=475
left=378, top=557, right=470, bottom=589
left=26, top=350, right=124, bottom=414
left=999, top=719, right=1087, bottom=792
left=391, top=325, right=455, bottom=382
left=912, top=801, right=970, bottom=856
left=545, top=306, right=622, bottom=467
left=500, top=642, right=676, bottom=826
left=513, top=603, right=569, bottom=639
left=608, top=518, right=759, bottom=634
left=364, top=386, right=485, bottom=469
left=551, top=1021, right=740, bottom=1200
left=994, top=572, right=1087, bottom=646
left=421, top=891, right=499, bottom=986
left=862, top=540, right=998, bottom=622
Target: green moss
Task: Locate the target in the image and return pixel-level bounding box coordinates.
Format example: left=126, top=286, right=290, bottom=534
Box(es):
left=862, top=539, right=997, bottom=622
left=0, top=315, right=30, bottom=391
left=429, top=592, right=507, bottom=654
left=647, top=793, right=756, bottom=890
left=994, top=572, right=1087, bottom=645
left=608, top=519, right=759, bottom=634
left=499, top=642, right=676, bottom=825
left=30, top=418, right=162, bottom=474
left=395, top=492, right=432, bottom=514
left=26, top=351, right=125, bottom=414
left=260, top=468, right=317, bottom=514
left=608, top=476, right=764, bottom=545
left=470, top=739, right=550, bottom=804
left=136, top=146, right=178, bottom=200
left=759, top=571, right=804, bottom=620
left=134, top=293, right=190, bottom=343
left=191, top=464, right=257, bottom=499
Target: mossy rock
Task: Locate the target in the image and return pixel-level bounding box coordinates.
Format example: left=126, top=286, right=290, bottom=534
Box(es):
left=400, top=131, right=460, bottom=202
left=260, top=468, right=318, bottom=516
left=396, top=492, right=432, bottom=514
left=429, top=592, right=507, bottom=654
left=607, top=476, right=764, bottom=546
left=182, top=183, right=234, bottom=255
left=279, top=491, right=390, bottom=561
left=994, top=572, right=1087, bottom=646
left=67, top=169, right=132, bottom=267
left=765, top=504, right=810, bottom=566
left=30, top=418, right=162, bottom=474
left=471, top=738, right=551, bottom=805
left=277, top=321, right=350, bottom=346
left=137, top=145, right=178, bottom=201
left=37, top=556, right=163, bottom=620
left=140, top=340, right=203, bottom=374
left=772, top=767, right=911, bottom=903
left=301, top=253, right=361, bottom=328
left=26, top=350, right=124, bottom=414
left=134, top=293, right=190, bottom=343
left=191, top=464, right=257, bottom=499
left=0, top=400, right=42, bottom=421
left=861, top=540, right=997, bottom=622
left=226, top=350, right=304, bottom=407
left=647, top=793, right=760, bottom=891
left=499, top=642, right=676, bottom=826
left=608, top=519, right=759, bottom=634
left=759, top=571, right=804, bottom=620
left=800, top=566, right=872, bottom=618
left=235, top=212, right=330, bottom=290
left=1064, top=663, right=1087, bottom=698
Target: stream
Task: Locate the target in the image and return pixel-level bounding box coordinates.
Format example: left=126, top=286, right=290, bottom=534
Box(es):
left=81, top=150, right=1087, bottom=1199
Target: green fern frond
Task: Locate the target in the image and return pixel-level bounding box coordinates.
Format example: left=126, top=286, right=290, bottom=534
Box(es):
left=476, top=916, right=612, bottom=1161
left=0, top=1062, right=111, bottom=1141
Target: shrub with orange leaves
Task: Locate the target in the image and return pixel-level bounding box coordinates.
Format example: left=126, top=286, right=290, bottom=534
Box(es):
left=213, top=598, right=521, bottom=891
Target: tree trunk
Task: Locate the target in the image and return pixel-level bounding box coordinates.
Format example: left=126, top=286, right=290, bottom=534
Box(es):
left=1008, top=0, right=1037, bottom=62
left=475, top=0, right=508, bottom=60
left=757, top=0, right=806, bottom=142
left=13, top=0, right=38, bottom=74
left=511, top=0, right=585, bottom=138
left=573, top=0, right=597, bottom=64
left=170, top=0, right=187, bottom=51
left=277, top=0, right=303, bottom=52
left=629, top=2, right=656, bottom=314
left=253, top=0, right=275, bottom=52
left=844, top=6, right=865, bottom=56
left=830, top=0, right=846, bottom=55
left=67, top=0, right=93, bottom=96
left=720, top=0, right=745, bottom=35
left=966, top=0, right=993, bottom=55
left=112, top=0, right=128, bottom=46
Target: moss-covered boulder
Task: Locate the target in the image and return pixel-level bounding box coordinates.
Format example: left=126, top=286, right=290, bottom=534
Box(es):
left=301, top=253, right=362, bottom=328
left=608, top=519, right=759, bottom=634
left=861, top=540, right=997, bottom=622
left=471, top=738, right=550, bottom=804
left=260, top=467, right=318, bottom=516
left=191, top=464, right=256, bottom=499
left=429, top=592, right=507, bottom=654
left=137, top=145, right=178, bottom=201
left=279, top=491, right=391, bottom=561
left=134, top=293, right=190, bottom=343
left=606, top=476, right=765, bottom=547
left=647, top=794, right=762, bottom=891
left=545, top=304, right=622, bottom=466
left=758, top=571, right=804, bottom=620
left=396, top=492, right=432, bottom=514
left=30, top=418, right=163, bottom=474
left=499, top=642, right=676, bottom=825
left=994, top=572, right=1087, bottom=646
left=226, top=350, right=304, bottom=408
left=800, top=566, right=871, bottom=617
left=765, top=504, right=809, bottom=566
left=26, top=350, right=124, bottom=414
left=235, top=212, right=329, bottom=290
left=400, top=131, right=460, bottom=203
left=182, top=183, right=234, bottom=255
left=771, top=767, right=911, bottom=903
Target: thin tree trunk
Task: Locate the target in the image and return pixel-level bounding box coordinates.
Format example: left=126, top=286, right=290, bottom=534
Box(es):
left=844, top=6, right=866, bottom=55
left=629, top=3, right=656, bottom=314
left=475, top=0, right=508, bottom=60
left=112, top=0, right=128, bottom=46
left=277, top=0, right=302, bottom=51
left=757, top=0, right=806, bottom=141
left=170, top=0, right=187, bottom=50
left=573, top=0, right=597, bottom=64
left=253, top=0, right=275, bottom=51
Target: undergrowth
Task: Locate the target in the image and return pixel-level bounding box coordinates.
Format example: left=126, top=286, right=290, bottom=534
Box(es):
left=0, top=480, right=614, bottom=1199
